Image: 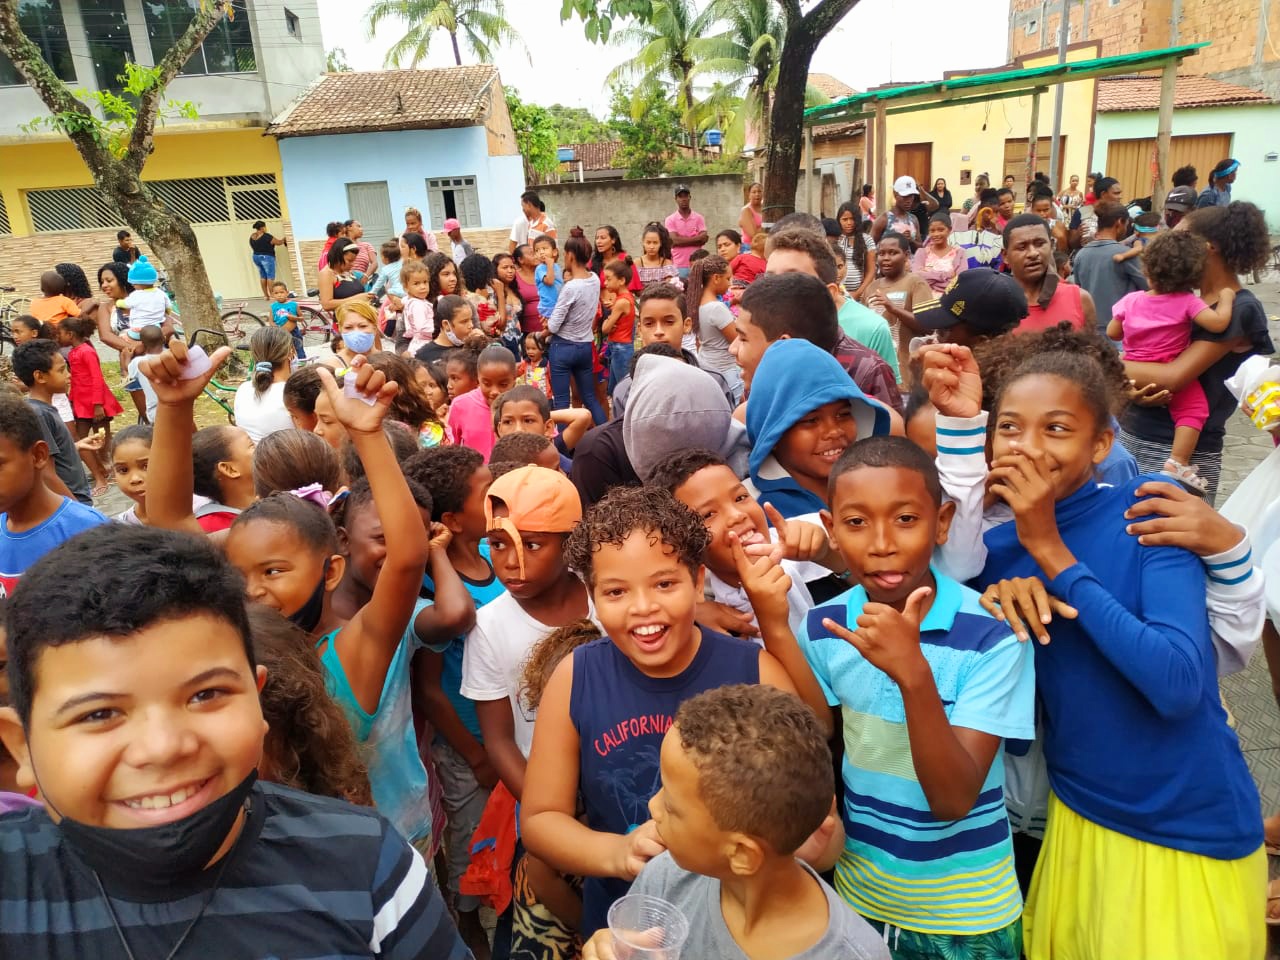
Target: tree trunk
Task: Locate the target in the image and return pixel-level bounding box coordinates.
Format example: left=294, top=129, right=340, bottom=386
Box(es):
left=762, top=31, right=817, bottom=221
left=450, top=30, right=463, bottom=65
left=762, top=0, right=862, bottom=220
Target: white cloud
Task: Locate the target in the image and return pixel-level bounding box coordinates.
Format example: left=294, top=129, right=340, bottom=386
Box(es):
left=317, top=0, right=1011, bottom=117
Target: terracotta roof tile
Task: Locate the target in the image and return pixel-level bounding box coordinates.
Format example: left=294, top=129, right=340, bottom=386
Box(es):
left=808, top=72, right=857, bottom=101
left=558, top=141, right=623, bottom=170
left=1097, top=75, right=1274, bottom=112
left=267, top=65, right=500, bottom=138
left=814, top=119, right=865, bottom=139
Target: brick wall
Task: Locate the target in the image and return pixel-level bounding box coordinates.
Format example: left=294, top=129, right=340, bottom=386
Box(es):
left=0, top=229, right=162, bottom=297
left=1010, top=0, right=1278, bottom=81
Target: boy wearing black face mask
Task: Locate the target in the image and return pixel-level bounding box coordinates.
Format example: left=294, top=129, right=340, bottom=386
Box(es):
left=0, top=525, right=470, bottom=960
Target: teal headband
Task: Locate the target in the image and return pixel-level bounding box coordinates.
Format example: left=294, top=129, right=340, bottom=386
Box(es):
left=1134, top=224, right=1159, bottom=234
left=1215, top=160, right=1239, bottom=179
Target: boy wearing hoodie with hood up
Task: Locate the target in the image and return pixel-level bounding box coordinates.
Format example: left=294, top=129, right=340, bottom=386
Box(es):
left=746, top=338, right=890, bottom=518
left=570, top=354, right=747, bottom=510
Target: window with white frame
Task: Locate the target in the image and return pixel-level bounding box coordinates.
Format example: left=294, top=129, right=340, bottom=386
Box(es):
left=426, top=177, right=481, bottom=230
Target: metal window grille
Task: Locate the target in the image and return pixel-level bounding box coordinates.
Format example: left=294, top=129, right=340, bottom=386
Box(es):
left=28, top=174, right=282, bottom=232
left=28, top=187, right=123, bottom=231
left=0, top=193, right=10, bottom=235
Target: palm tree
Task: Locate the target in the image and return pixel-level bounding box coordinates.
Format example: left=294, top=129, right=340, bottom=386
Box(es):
left=365, top=0, right=526, bottom=68
left=607, top=0, right=722, bottom=143
left=694, top=0, right=784, bottom=151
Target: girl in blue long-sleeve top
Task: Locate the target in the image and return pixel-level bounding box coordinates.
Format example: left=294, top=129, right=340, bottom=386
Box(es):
left=975, top=349, right=1264, bottom=960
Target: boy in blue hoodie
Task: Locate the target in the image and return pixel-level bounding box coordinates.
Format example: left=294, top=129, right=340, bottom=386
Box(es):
left=745, top=338, right=890, bottom=518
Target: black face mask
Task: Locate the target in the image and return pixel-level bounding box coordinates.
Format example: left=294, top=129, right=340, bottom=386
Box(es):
left=287, top=560, right=330, bottom=633
left=51, top=770, right=257, bottom=889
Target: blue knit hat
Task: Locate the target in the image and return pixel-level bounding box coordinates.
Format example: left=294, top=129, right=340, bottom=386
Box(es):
left=128, top=255, right=158, bottom=285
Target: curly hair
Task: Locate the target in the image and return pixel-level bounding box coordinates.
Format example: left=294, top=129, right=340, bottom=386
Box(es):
left=646, top=448, right=728, bottom=495
left=519, top=618, right=602, bottom=713
left=54, top=262, right=93, bottom=300
left=459, top=252, right=494, bottom=295
left=972, top=322, right=1128, bottom=419
left=1140, top=229, right=1207, bottom=295
left=339, top=421, right=420, bottom=483
left=490, top=430, right=553, bottom=467
left=1185, top=201, right=1271, bottom=276
left=424, top=251, right=455, bottom=305
left=992, top=349, right=1117, bottom=435
left=403, top=445, right=484, bottom=521
left=564, top=485, right=710, bottom=587
left=363, top=350, right=440, bottom=430
left=675, top=684, right=833, bottom=854
left=249, top=604, right=374, bottom=806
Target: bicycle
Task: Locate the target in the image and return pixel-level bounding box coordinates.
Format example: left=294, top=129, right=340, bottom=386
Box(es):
left=187, top=328, right=248, bottom=424
left=0, top=285, right=32, bottom=355
left=219, top=298, right=265, bottom=341
left=290, top=288, right=335, bottom=349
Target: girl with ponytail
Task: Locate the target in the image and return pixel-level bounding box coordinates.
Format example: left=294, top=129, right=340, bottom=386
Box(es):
left=234, top=325, right=295, bottom=441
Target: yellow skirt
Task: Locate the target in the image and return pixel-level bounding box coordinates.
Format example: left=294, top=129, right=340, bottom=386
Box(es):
left=1024, top=793, right=1266, bottom=960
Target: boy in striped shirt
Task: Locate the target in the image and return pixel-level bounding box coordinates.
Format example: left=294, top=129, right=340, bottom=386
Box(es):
left=801, top=437, right=1034, bottom=959
left=0, top=525, right=470, bottom=960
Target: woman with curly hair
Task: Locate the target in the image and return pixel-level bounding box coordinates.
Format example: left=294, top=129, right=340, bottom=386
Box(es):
left=363, top=350, right=448, bottom=447
left=249, top=604, right=374, bottom=806
left=1117, top=201, right=1274, bottom=504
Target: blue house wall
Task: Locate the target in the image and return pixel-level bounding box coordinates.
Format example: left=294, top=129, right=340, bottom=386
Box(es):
left=278, top=125, right=525, bottom=238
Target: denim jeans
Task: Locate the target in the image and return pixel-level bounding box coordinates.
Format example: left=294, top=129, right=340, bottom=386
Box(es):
left=607, top=340, right=634, bottom=396
left=549, top=337, right=605, bottom=424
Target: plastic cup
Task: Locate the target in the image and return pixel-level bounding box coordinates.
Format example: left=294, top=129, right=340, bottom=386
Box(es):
left=608, top=895, right=689, bottom=960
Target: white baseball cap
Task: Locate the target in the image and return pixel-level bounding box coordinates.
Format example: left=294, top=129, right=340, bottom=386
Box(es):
left=893, top=175, right=920, bottom=196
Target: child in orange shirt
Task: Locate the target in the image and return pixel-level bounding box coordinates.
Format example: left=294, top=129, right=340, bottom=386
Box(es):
left=28, top=271, right=82, bottom=325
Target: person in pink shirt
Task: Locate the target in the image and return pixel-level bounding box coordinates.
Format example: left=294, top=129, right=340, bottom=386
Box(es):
left=1106, top=229, right=1235, bottom=491
left=448, top=343, right=517, bottom=461
left=664, top=184, right=708, bottom=278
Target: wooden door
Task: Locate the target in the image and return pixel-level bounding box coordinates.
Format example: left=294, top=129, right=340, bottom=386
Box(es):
left=1104, top=133, right=1232, bottom=200
left=1003, top=137, right=1067, bottom=198
left=893, top=142, right=933, bottom=191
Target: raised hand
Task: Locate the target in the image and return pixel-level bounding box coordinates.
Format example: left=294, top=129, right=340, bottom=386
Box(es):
left=822, top=586, right=932, bottom=686
left=314, top=356, right=398, bottom=436
left=979, top=576, right=1076, bottom=644
left=730, top=529, right=792, bottom=628
left=919, top=343, right=982, bottom=419
left=755, top=502, right=833, bottom=563
left=138, top=339, right=232, bottom=407
left=428, top=521, right=453, bottom=552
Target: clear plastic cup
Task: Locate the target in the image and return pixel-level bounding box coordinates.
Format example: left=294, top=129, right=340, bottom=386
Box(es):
left=608, top=894, right=690, bottom=960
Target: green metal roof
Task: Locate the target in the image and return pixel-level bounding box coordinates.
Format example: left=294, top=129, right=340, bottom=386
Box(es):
left=804, top=42, right=1209, bottom=125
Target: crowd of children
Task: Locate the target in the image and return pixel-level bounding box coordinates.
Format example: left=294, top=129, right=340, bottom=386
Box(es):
left=0, top=191, right=1276, bottom=960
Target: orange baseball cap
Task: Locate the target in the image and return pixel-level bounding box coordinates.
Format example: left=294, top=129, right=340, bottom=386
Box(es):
left=484, top=465, right=581, bottom=577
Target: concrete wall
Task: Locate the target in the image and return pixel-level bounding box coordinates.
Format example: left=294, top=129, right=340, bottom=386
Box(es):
left=278, top=126, right=526, bottom=238
left=534, top=174, right=750, bottom=252
left=1093, top=103, right=1280, bottom=231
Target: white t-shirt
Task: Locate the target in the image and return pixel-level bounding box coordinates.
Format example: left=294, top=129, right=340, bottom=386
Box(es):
left=460, top=589, right=596, bottom=758
left=232, top=380, right=293, bottom=442
left=127, top=355, right=158, bottom=423
left=123, top=288, right=168, bottom=332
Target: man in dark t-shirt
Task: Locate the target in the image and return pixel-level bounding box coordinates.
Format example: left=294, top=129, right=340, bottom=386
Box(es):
left=111, top=229, right=140, bottom=265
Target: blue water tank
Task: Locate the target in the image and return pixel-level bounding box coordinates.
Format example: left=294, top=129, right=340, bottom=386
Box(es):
left=705, top=128, right=723, bottom=146
left=556, top=147, right=576, bottom=163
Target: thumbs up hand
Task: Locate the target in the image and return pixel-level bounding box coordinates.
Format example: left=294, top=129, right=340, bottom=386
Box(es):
left=822, top=585, right=933, bottom=687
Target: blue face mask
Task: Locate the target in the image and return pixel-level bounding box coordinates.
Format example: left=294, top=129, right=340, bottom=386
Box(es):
left=342, top=330, right=375, bottom=354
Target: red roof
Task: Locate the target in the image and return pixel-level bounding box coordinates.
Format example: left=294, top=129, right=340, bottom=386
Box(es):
left=558, top=141, right=623, bottom=170
left=1097, top=75, right=1273, bottom=111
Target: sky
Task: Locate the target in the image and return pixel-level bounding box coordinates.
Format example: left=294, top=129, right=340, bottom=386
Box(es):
left=314, top=0, right=1013, bottom=117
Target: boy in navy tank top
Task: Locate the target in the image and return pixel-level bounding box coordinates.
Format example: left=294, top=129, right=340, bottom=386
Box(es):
left=520, top=485, right=817, bottom=937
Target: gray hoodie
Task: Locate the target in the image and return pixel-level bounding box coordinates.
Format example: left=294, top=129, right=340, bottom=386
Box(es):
left=623, top=355, right=751, bottom=482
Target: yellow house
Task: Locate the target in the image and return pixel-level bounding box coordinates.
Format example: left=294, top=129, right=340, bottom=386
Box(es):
left=803, top=43, right=1209, bottom=215
left=0, top=128, right=294, bottom=298
left=0, top=0, right=325, bottom=297
left=880, top=45, right=1100, bottom=206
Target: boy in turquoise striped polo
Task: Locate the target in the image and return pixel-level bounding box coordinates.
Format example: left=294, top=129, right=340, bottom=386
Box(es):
left=801, top=436, right=1035, bottom=960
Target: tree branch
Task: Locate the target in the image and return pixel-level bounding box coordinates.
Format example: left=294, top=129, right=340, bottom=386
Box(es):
left=799, top=0, right=860, bottom=40
left=0, top=0, right=94, bottom=121
left=125, top=0, right=228, bottom=173
left=778, top=0, right=802, bottom=25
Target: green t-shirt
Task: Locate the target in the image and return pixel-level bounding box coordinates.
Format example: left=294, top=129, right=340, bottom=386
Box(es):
left=837, top=298, right=900, bottom=380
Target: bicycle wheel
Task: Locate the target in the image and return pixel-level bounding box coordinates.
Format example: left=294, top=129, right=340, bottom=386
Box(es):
left=220, top=309, right=264, bottom=340
left=296, top=305, right=331, bottom=349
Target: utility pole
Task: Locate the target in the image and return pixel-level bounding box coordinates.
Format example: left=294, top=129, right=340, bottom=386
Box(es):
left=1048, top=0, right=1072, bottom=192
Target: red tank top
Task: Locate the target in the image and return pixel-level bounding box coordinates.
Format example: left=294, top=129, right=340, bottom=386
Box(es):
left=1019, top=281, right=1085, bottom=332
